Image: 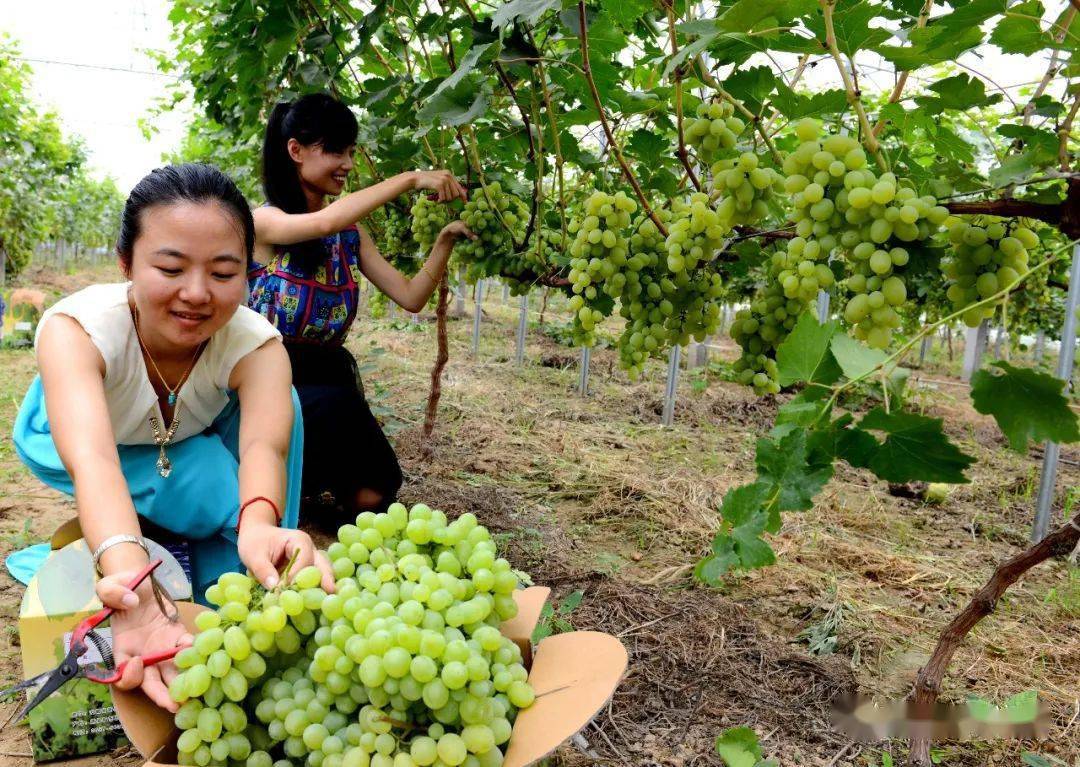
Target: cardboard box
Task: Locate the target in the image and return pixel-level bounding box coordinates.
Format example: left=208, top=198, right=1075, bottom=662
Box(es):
left=113, top=587, right=628, bottom=767
left=17, top=535, right=192, bottom=762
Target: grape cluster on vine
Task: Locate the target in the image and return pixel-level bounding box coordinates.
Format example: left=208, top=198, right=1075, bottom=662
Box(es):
left=168, top=503, right=534, bottom=767
left=711, top=152, right=783, bottom=228
left=942, top=217, right=1038, bottom=327
left=685, top=100, right=745, bottom=164
left=454, top=182, right=529, bottom=283
left=782, top=118, right=948, bottom=349
left=411, top=195, right=452, bottom=252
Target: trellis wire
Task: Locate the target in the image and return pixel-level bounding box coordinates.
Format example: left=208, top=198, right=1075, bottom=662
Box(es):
left=1032, top=243, right=1080, bottom=542
left=471, top=279, right=484, bottom=356
left=662, top=345, right=681, bottom=426
left=515, top=294, right=528, bottom=365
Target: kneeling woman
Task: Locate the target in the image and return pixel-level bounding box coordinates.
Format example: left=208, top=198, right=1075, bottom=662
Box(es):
left=250, top=93, right=473, bottom=519
left=13, top=164, right=332, bottom=711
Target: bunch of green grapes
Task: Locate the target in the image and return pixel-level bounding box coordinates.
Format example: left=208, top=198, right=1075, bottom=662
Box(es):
left=454, top=183, right=528, bottom=266
left=684, top=99, right=745, bottom=164
left=169, top=569, right=318, bottom=766
left=941, top=218, right=1038, bottom=327
left=664, top=192, right=729, bottom=274
left=711, top=151, right=783, bottom=227
left=729, top=258, right=798, bottom=394
left=566, top=190, right=637, bottom=344
left=381, top=202, right=421, bottom=276
left=614, top=207, right=725, bottom=378
left=411, top=195, right=452, bottom=251
left=501, top=228, right=562, bottom=297
left=781, top=118, right=948, bottom=348
left=171, top=503, right=534, bottom=767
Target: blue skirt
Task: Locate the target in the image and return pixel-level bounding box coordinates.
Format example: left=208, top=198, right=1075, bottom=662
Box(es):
left=12, top=376, right=304, bottom=603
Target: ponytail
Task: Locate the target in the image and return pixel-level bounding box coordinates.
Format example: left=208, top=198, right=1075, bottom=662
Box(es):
left=261, top=94, right=359, bottom=267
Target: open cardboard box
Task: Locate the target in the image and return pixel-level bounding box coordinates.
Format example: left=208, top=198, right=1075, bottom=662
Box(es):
left=113, top=587, right=628, bottom=767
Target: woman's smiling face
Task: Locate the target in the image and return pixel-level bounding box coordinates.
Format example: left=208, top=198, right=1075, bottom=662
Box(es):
left=124, top=200, right=248, bottom=355
left=289, top=138, right=356, bottom=200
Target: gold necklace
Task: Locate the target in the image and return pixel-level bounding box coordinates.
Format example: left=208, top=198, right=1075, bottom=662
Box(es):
left=131, top=301, right=206, bottom=478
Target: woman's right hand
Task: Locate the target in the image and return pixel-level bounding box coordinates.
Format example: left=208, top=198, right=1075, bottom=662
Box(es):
left=412, top=170, right=468, bottom=203
left=97, top=572, right=194, bottom=713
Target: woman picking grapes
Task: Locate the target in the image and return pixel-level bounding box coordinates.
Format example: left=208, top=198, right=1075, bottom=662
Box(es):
left=12, top=164, right=335, bottom=711
left=249, top=93, right=473, bottom=522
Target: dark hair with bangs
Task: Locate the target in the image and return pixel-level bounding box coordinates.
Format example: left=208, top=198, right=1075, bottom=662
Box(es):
left=263, top=94, right=359, bottom=265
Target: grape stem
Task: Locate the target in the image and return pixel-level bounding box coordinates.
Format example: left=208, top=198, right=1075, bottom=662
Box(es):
left=277, top=548, right=301, bottom=590
left=691, top=60, right=783, bottom=166
left=664, top=1, right=703, bottom=193
left=576, top=0, right=669, bottom=237
left=870, top=0, right=934, bottom=138
left=818, top=0, right=889, bottom=172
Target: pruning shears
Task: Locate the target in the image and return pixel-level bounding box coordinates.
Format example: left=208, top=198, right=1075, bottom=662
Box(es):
left=0, top=559, right=180, bottom=727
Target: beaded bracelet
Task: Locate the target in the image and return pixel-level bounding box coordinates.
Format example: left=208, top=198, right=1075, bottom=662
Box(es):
left=236, top=496, right=281, bottom=532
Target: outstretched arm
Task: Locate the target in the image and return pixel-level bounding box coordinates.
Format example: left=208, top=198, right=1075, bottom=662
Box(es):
left=254, top=170, right=468, bottom=246
left=358, top=221, right=476, bottom=313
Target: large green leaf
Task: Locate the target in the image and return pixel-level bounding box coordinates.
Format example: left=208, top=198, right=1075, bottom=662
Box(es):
left=769, top=84, right=848, bottom=119
left=803, top=0, right=894, bottom=54
left=695, top=483, right=778, bottom=584
left=776, top=312, right=843, bottom=386
left=756, top=428, right=834, bottom=511
left=722, top=66, right=777, bottom=115
left=859, top=408, right=975, bottom=483
left=915, top=74, right=1003, bottom=112
left=714, top=726, right=764, bottom=767
left=970, top=361, right=1080, bottom=451
left=489, top=0, right=561, bottom=29
left=829, top=333, right=888, bottom=381
left=991, top=1, right=1052, bottom=55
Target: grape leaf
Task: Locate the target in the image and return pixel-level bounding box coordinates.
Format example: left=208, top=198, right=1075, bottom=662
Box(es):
left=859, top=407, right=975, bottom=483
left=829, top=333, right=888, bottom=381
left=969, top=361, right=1080, bottom=451
left=715, top=726, right=764, bottom=767
left=769, top=83, right=848, bottom=119
left=600, top=0, right=653, bottom=30
left=696, top=483, right=778, bottom=584
left=776, top=312, right=843, bottom=386
left=627, top=128, right=667, bottom=167
left=489, top=0, right=561, bottom=29
left=722, top=66, right=777, bottom=115
left=915, top=74, right=1003, bottom=112
left=715, top=0, right=795, bottom=32
left=756, top=428, right=834, bottom=511
left=991, top=1, right=1051, bottom=55
left=876, top=25, right=984, bottom=69
left=803, top=0, right=894, bottom=54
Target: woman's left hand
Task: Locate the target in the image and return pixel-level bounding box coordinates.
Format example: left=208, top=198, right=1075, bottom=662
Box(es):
left=237, top=523, right=336, bottom=592
left=436, top=221, right=478, bottom=245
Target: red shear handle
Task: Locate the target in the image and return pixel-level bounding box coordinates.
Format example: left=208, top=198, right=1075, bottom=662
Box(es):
left=73, top=559, right=165, bottom=648
left=84, top=646, right=181, bottom=685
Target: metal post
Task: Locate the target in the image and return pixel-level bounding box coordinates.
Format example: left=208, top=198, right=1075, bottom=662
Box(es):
left=1034, top=330, right=1045, bottom=362
left=993, top=326, right=1005, bottom=358
left=388, top=302, right=397, bottom=320
left=502, top=283, right=510, bottom=304
left=471, top=280, right=485, bottom=356
left=693, top=336, right=709, bottom=368
left=961, top=320, right=989, bottom=382
left=919, top=336, right=932, bottom=365
left=578, top=346, right=591, bottom=396
left=816, top=290, right=830, bottom=324
left=515, top=294, right=528, bottom=365
left=662, top=345, right=681, bottom=426
left=455, top=267, right=466, bottom=316
left=410, top=312, right=420, bottom=324
left=1032, top=243, right=1080, bottom=542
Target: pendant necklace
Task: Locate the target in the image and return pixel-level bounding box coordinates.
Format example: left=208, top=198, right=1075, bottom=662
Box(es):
left=131, top=301, right=206, bottom=478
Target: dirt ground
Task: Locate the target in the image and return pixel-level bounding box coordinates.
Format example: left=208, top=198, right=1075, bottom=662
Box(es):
left=0, top=263, right=1076, bottom=767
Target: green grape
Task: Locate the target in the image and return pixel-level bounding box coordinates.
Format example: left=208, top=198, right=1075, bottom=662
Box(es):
left=684, top=98, right=743, bottom=164
left=410, top=195, right=452, bottom=251
left=942, top=217, right=1037, bottom=327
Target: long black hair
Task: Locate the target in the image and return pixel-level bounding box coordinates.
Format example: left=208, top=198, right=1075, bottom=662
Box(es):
left=263, top=94, right=359, bottom=266
left=117, top=163, right=254, bottom=271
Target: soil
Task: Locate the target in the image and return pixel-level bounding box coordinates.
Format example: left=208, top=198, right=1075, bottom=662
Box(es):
left=0, top=264, right=1076, bottom=767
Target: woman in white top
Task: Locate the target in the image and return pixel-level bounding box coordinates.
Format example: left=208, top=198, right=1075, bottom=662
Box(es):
left=13, top=164, right=333, bottom=711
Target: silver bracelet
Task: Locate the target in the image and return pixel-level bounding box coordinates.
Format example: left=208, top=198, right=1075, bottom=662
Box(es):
left=91, top=534, right=149, bottom=575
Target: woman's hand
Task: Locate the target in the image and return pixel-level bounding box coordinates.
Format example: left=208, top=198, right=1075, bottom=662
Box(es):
left=436, top=221, right=478, bottom=245
left=412, top=170, right=468, bottom=203
left=96, top=573, right=194, bottom=712
left=237, top=522, right=336, bottom=593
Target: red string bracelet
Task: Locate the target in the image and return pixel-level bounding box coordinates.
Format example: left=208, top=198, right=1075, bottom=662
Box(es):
left=237, top=496, right=281, bottom=532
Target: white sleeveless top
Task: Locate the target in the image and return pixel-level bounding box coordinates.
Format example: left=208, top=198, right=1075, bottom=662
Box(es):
left=34, top=283, right=281, bottom=446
